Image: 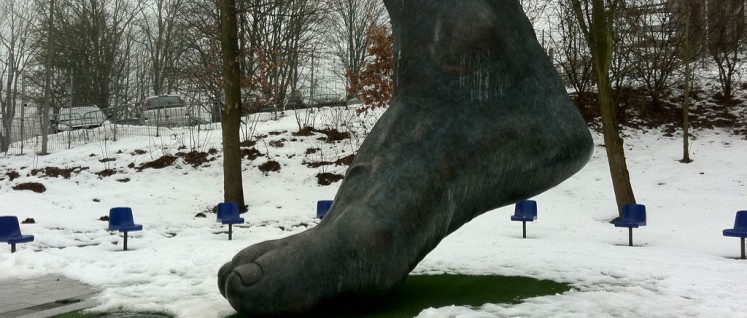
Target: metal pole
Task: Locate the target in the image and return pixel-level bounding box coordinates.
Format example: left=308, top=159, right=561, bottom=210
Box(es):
left=522, top=221, right=527, bottom=239
left=741, top=237, right=745, bottom=259
left=229, top=224, right=233, bottom=240
left=628, top=228, right=633, bottom=246
left=123, top=232, right=128, bottom=251
left=11, top=243, right=16, bottom=253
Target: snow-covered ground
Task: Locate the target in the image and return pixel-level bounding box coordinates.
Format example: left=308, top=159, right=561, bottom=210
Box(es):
left=1, top=108, right=746, bottom=318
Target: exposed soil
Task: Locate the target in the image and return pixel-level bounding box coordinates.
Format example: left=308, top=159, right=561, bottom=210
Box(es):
left=293, top=126, right=351, bottom=142
left=305, top=147, right=320, bottom=154
left=13, top=182, right=46, bottom=193
left=317, top=172, right=344, bottom=185
left=208, top=148, right=218, bottom=155
left=99, top=158, right=116, bottom=163
left=95, top=169, right=116, bottom=177
left=137, top=155, right=177, bottom=171
left=305, top=154, right=355, bottom=168
left=116, top=178, right=131, bottom=183
left=335, top=154, right=355, bottom=166
left=571, top=87, right=747, bottom=138
left=316, top=128, right=351, bottom=142
left=31, top=166, right=89, bottom=179
left=258, top=160, right=281, bottom=174
left=242, top=147, right=263, bottom=160
left=131, top=149, right=147, bottom=155
left=305, top=160, right=332, bottom=168
left=240, top=139, right=257, bottom=147
left=5, top=170, right=20, bottom=181
left=269, top=140, right=285, bottom=148
left=293, top=126, right=315, bottom=136
left=177, top=151, right=213, bottom=167
left=21, top=218, right=35, bottom=224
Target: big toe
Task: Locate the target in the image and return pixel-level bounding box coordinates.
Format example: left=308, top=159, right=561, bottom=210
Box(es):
left=233, top=263, right=263, bottom=286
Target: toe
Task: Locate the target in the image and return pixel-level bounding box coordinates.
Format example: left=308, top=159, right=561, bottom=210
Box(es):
left=233, top=263, right=263, bottom=285
left=217, top=261, right=234, bottom=297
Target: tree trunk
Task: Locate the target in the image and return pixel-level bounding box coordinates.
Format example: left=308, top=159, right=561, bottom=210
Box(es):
left=681, top=0, right=693, bottom=163
left=41, top=0, right=54, bottom=155
left=220, top=0, right=245, bottom=209
left=573, top=0, right=636, bottom=216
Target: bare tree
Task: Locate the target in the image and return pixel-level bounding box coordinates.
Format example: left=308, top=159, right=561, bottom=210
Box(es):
left=0, top=1, right=39, bottom=152
left=706, top=0, right=745, bottom=101
left=571, top=0, right=637, bottom=216
left=549, top=0, right=595, bottom=107
left=140, top=0, right=189, bottom=96
left=240, top=0, right=324, bottom=116
left=183, top=0, right=224, bottom=102
left=623, top=1, right=682, bottom=111
left=45, top=0, right=140, bottom=110
left=220, top=0, right=245, bottom=208
left=325, top=0, right=386, bottom=94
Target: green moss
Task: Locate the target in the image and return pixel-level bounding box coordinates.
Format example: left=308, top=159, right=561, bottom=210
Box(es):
left=229, top=274, right=571, bottom=318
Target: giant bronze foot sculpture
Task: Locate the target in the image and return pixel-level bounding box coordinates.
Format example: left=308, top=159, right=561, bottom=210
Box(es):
left=218, top=0, right=594, bottom=315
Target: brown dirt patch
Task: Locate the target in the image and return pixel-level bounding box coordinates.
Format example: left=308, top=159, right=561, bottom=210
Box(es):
left=117, top=178, right=131, bottom=183
left=13, top=182, right=46, bottom=193
left=131, top=149, right=147, bottom=155
left=240, top=139, right=257, bottom=147
left=137, top=155, right=177, bottom=171
left=5, top=170, right=20, bottom=181
left=31, top=166, right=89, bottom=179
left=317, top=172, right=344, bottom=185
left=259, top=160, right=281, bottom=174
left=293, top=126, right=315, bottom=136
left=335, top=154, right=355, bottom=166
left=269, top=140, right=285, bottom=148
left=306, top=160, right=332, bottom=168
left=242, top=147, right=263, bottom=160
left=177, top=151, right=212, bottom=167
left=96, top=169, right=116, bottom=177
left=305, top=147, right=320, bottom=154
left=99, top=158, right=116, bottom=163
left=293, top=126, right=351, bottom=142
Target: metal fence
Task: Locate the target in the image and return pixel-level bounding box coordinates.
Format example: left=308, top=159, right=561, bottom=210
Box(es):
left=1, top=104, right=222, bottom=156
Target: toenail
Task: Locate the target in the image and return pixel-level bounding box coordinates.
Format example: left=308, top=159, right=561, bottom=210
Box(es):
left=234, top=263, right=263, bottom=286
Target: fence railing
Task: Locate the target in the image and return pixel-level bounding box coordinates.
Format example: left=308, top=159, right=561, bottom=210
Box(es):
left=1, top=104, right=221, bottom=156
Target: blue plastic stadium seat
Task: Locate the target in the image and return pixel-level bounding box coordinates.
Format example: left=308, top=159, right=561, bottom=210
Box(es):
left=723, top=210, right=747, bottom=259
left=511, top=200, right=537, bottom=238
left=0, top=216, right=34, bottom=253
left=108, top=207, right=143, bottom=251
left=613, top=204, right=647, bottom=246
left=217, top=202, right=244, bottom=240
left=317, top=200, right=333, bottom=219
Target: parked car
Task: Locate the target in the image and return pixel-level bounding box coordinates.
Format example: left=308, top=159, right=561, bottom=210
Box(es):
left=141, top=95, right=211, bottom=127
left=288, top=87, right=345, bottom=107
left=50, top=106, right=106, bottom=133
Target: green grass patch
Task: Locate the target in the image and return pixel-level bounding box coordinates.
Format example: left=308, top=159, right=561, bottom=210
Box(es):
left=231, top=274, right=571, bottom=317
left=52, top=311, right=172, bottom=318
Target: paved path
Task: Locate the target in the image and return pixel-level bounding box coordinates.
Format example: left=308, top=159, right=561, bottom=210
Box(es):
left=0, top=275, right=99, bottom=318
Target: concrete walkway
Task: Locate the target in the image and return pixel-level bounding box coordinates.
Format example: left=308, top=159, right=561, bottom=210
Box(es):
left=0, top=275, right=99, bottom=318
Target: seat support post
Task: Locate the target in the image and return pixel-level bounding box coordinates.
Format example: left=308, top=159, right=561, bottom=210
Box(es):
left=741, top=237, right=745, bottom=260
left=123, top=232, right=129, bottom=251
left=11, top=243, right=16, bottom=253
left=229, top=224, right=233, bottom=241
left=628, top=228, right=633, bottom=246
left=522, top=221, right=527, bottom=239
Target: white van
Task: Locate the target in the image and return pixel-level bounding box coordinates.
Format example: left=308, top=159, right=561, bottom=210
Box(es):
left=51, top=106, right=106, bottom=132
left=141, top=95, right=211, bottom=127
